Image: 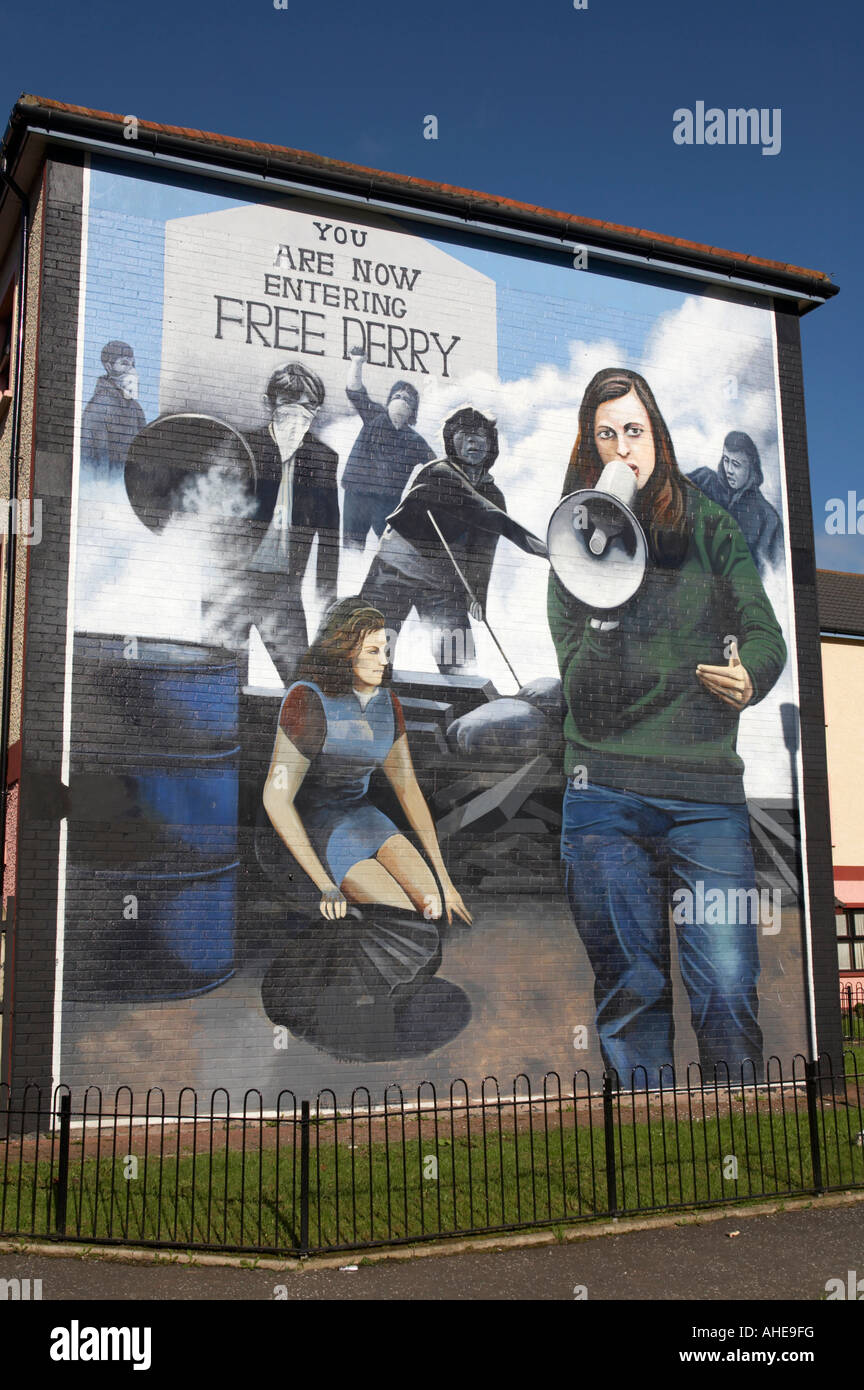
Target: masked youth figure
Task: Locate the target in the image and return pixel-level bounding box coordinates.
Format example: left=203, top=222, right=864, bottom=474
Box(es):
left=244, top=362, right=340, bottom=610
left=548, top=369, right=787, bottom=1085
left=342, top=347, right=435, bottom=550
left=262, top=597, right=471, bottom=926
left=202, top=361, right=339, bottom=685
left=361, top=406, right=547, bottom=675
left=81, top=340, right=146, bottom=486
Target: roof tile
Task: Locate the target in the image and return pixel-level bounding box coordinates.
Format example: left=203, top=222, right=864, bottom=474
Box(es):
left=13, top=94, right=835, bottom=289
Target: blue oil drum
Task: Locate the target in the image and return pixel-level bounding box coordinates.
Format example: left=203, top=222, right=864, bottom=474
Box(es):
left=65, top=635, right=241, bottom=1001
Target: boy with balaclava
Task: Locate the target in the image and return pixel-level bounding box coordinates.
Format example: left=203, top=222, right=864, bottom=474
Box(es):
left=342, top=347, right=435, bottom=550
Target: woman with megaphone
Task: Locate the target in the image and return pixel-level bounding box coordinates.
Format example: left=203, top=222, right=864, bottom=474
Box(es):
left=548, top=367, right=787, bottom=1088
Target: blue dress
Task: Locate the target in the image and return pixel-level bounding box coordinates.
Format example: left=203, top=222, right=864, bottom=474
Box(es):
left=279, top=679, right=406, bottom=888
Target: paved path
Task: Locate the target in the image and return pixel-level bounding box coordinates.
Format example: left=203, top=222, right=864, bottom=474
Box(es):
left=2, top=1201, right=864, bottom=1301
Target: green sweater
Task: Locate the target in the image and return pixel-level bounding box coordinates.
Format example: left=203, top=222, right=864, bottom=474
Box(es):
left=547, top=483, right=787, bottom=804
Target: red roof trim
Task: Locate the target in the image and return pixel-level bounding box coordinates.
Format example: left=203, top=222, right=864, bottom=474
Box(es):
left=8, top=94, right=835, bottom=292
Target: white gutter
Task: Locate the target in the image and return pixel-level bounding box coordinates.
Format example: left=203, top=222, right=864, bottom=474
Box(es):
left=24, top=125, right=831, bottom=308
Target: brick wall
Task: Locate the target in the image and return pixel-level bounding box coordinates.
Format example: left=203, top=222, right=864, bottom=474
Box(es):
left=2, top=152, right=840, bottom=1102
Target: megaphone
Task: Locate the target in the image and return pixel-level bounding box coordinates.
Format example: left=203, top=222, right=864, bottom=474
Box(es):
left=547, top=459, right=648, bottom=619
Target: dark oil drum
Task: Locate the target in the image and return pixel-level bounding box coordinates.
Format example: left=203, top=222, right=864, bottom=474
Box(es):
left=64, top=634, right=241, bottom=1001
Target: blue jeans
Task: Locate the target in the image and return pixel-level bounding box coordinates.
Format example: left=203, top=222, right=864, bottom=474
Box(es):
left=561, top=781, right=763, bottom=1086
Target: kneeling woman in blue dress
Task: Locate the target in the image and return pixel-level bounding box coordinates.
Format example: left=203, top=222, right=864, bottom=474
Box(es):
left=263, top=595, right=471, bottom=927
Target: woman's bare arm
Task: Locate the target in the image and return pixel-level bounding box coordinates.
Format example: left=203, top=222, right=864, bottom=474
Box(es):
left=382, top=734, right=471, bottom=924
left=382, top=734, right=446, bottom=871
left=262, top=727, right=347, bottom=917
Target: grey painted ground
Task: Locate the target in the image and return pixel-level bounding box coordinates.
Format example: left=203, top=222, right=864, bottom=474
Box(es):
left=58, top=895, right=809, bottom=1104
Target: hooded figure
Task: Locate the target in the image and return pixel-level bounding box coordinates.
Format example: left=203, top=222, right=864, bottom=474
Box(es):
left=81, top=340, right=146, bottom=485
left=342, top=351, right=436, bottom=549
left=688, top=432, right=783, bottom=575
left=360, top=405, right=546, bottom=675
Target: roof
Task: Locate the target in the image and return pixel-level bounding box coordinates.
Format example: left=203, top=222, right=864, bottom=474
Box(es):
left=0, top=95, right=838, bottom=308
left=817, top=570, right=864, bottom=637
left=834, top=876, right=864, bottom=908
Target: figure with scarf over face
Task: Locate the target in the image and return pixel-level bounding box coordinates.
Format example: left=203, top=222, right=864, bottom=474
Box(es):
left=243, top=366, right=340, bottom=610
left=361, top=405, right=547, bottom=675
left=81, top=340, right=146, bottom=486
left=342, top=348, right=435, bottom=550
left=688, top=431, right=783, bottom=576
left=201, top=361, right=339, bottom=685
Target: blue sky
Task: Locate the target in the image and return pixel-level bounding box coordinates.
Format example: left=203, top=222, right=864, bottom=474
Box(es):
left=2, top=0, right=860, bottom=568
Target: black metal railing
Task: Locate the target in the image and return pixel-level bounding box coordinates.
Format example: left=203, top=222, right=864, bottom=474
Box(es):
left=1, top=1053, right=862, bottom=1257
left=841, top=983, right=864, bottom=1044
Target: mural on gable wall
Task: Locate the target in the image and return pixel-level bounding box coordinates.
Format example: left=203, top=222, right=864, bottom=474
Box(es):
left=60, top=158, right=806, bottom=1097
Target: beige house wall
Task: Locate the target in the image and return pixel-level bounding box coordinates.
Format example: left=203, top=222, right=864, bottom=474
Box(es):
left=821, top=635, right=864, bottom=868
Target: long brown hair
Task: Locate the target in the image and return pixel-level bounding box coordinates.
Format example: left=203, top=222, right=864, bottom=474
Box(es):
left=563, top=368, right=689, bottom=566
left=296, top=597, right=391, bottom=696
